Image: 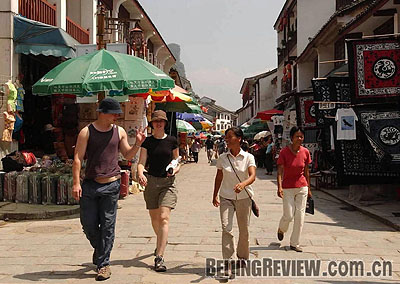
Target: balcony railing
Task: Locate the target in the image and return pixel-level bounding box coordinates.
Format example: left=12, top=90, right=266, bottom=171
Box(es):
left=19, top=0, right=56, bottom=26
left=67, top=16, right=89, bottom=44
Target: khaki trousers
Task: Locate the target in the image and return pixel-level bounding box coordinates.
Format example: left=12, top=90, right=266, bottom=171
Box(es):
left=219, top=196, right=251, bottom=259
left=278, top=186, right=308, bottom=247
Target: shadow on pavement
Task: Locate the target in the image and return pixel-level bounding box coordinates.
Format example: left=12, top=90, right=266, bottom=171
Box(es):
left=250, top=242, right=284, bottom=252
left=114, top=253, right=209, bottom=283
left=255, top=170, right=277, bottom=184
left=13, top=266, right=95, bottom=281
left=13, top=253, right=208, bottom=282
left=307, top=191, right=397, bottom=232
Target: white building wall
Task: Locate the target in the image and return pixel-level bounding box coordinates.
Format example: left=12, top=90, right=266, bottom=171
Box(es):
left=259, top=74, right=277, bottom=111
left=47, top=0, right=66, bottom=30
left=297, top=0, right=335, bottom=57
left=80, top=0, right=97, bottom=44
left=66, top=0, right=81, bottom=25
left=297, top=61, right=314, bottom=91
left=318, top=44, right=335, bottom=77
left=215, top=112, right=234, bottom=132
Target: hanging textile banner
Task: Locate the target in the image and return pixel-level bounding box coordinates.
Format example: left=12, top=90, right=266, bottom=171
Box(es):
left=335, top=109, right=400, bottom=185
left=312, top=77, right=351, bottom=127
left=359, top=110, right=400, bottom=163
left=347, top=37, right=400, bottom=103
left=296, top=95, right=316, bottom=128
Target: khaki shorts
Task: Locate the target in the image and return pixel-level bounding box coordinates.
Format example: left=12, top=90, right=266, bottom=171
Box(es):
left=144, top=174, right=177, bottom=210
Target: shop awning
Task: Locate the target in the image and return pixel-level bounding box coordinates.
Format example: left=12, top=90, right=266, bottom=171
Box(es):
left=255, top=109, right=283, bottom=120
left=13, top=15, right=79, bottom=58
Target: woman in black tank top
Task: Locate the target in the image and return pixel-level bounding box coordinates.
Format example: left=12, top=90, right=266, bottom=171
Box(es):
left=137, top=110, right=180, bottom=272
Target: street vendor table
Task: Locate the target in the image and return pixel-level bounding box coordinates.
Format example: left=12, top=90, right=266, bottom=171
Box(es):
left=320, top=170, right=337, bottom=189
left=310, top=172, right=322, bottom=190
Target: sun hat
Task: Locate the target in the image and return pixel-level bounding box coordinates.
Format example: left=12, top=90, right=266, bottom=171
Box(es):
left=96, top=98, right=123, bottom=114
left=150, top=110, right=168, bottom=123
left=149, top=110, right=168, bottom=128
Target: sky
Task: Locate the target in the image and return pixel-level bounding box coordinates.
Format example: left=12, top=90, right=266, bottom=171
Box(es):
left=140, top=0, right=286, bottom=112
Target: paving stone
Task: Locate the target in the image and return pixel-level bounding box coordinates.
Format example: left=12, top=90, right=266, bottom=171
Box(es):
left=0, top=152, right=399, bottom=283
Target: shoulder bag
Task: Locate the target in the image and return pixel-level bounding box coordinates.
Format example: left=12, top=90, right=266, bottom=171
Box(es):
left=227, top=155, right=259, bottom=217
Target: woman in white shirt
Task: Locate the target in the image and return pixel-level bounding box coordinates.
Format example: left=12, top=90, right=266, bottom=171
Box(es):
left=212, top=127, right=256, bottom=265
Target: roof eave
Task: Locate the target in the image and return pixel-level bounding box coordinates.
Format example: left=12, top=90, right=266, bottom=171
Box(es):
left=132, top=0, right=176, bottom=62
left=339, top=0, right=390, bottom=35
left=273, top=0, right=295, bottom=29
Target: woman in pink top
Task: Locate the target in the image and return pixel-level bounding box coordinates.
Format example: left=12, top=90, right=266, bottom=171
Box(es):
left=276, top=127, right=312, bottom=252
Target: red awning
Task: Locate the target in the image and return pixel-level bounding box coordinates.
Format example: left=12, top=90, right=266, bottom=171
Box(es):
left=255, top=109, right=283, bottom=120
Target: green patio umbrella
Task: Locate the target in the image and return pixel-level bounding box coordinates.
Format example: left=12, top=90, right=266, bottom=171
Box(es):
left=243, top=120, right=269, bottom=138
left=32, top=49, right=175, bottom=96
left=176, top=119, right=196, bottom=133
left=156, top=101, right=203, bottom=114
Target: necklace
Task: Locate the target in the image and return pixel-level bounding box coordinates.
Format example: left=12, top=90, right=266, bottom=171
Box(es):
left=290, top=144, right=300, bottom=154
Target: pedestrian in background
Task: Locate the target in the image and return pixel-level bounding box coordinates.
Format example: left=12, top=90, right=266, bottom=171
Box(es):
left=179, top=138, right=188, bottom=163
left=212, top=127, right=256, bottom=269
left=276, top=126, right=312, bottom=252
left=187, top=136, right=194, bottom=162
left=137, top=110, right=180, bottom=272
left=241, top=140, right=250, bottom=152
left=205, top=135, right=214, bottom=163
left=217, top=137, right=227, bottom=156
left=191, top=138, right=201, bottom=163
left=265, top=136, right=275, bottom=175
left=72, top=98, right=146, bottom=281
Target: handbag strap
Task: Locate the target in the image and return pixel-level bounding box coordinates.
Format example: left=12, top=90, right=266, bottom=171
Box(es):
left=227, top=154, right=252, bottom=199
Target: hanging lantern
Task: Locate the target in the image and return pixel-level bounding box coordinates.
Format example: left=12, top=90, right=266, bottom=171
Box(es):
left=287, top=69, right=292, bottom=79
left=129, top=26, right=145, bottom=58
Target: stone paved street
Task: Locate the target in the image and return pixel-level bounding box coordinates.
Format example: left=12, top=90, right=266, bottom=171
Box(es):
left=0, top=151, right=399, bottom=283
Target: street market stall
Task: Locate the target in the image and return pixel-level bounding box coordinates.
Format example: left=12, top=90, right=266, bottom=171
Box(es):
left=1, top=49, right=176, bottom=205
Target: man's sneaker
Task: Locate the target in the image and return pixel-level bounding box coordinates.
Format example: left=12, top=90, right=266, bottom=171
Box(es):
left=154, top=256, right=167, bottom=272
left=96, top=265, right=111, bottom=281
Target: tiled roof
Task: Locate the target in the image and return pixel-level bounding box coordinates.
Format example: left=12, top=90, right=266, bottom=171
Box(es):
left=240, top=68, right=278, bottom=94
left=339, top=0, right=389, bottom=33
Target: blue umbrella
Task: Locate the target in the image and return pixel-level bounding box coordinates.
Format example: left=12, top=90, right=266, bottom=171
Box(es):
left=176, top=113, right=206, bottom=122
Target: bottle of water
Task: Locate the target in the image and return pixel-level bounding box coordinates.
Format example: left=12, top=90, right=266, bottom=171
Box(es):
left=166, top=156, right=182, bottom=174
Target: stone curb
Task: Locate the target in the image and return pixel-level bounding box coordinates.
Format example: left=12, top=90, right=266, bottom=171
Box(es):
left=0, top=206, right=80, bottom=221
left=319, top=188, right=400, bottom=231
